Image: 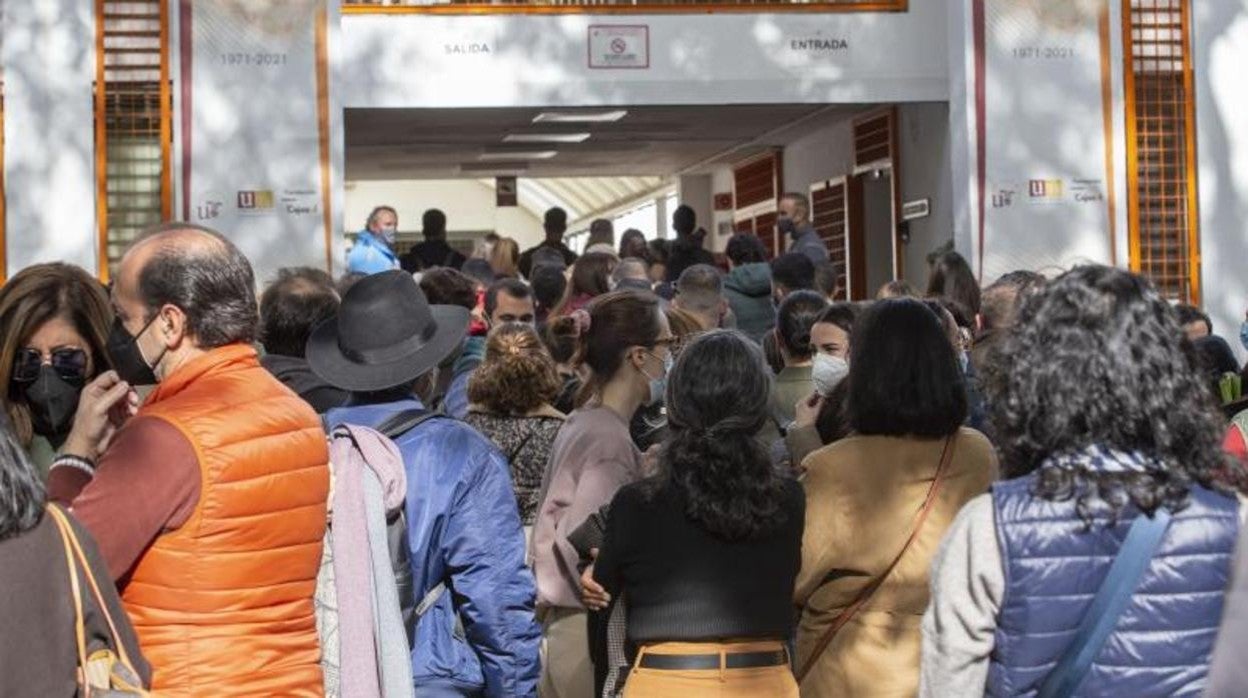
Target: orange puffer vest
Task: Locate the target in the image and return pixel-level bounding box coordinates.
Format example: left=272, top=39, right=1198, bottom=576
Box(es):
left=121, top=344, right=329, bottom=696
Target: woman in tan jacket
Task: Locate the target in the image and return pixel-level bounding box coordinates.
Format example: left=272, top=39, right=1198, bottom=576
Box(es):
left=794, top=298, right=998, bottom=697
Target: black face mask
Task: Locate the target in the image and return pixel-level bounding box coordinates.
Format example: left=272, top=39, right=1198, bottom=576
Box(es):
left=106, top=315, right=159, bottom=386
left=23, top=365, right=85, bottom=442
left=777, top=217, right=798, bottom=239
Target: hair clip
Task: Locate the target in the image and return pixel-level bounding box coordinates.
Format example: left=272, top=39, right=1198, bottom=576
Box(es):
left=571, top=309, right=592, bottom=336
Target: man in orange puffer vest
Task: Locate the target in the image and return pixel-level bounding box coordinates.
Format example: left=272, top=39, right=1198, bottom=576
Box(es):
left=49, top=224, right=329, bottom=697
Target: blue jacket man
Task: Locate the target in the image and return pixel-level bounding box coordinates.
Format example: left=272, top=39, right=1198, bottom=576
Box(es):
left=348, top=229, right=400, bottom=275
left=308, top=270, right=540, bottom=697
left=348, top=205, right=402, bottom=274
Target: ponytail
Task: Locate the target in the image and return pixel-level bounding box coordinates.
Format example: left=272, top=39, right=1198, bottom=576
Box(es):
left=545, top=291, right=660, bottom=409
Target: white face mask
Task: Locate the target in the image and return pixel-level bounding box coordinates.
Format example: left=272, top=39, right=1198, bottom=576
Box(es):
left=811, top=353, right=849, bottom=397
left=378, top=226, right=398, bottom=246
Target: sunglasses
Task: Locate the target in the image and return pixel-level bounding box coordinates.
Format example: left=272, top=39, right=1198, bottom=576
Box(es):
left=13, top=347, right=89, bottom=384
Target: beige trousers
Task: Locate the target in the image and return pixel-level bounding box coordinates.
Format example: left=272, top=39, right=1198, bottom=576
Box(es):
left=539, top=607, right=593, bottom=698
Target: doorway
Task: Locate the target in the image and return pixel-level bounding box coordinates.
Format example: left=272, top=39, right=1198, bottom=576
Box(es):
left=846, top=168, right=897, bottom=300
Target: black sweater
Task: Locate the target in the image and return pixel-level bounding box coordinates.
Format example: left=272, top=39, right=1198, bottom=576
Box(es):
left=593, top=478, right=804, bottom=645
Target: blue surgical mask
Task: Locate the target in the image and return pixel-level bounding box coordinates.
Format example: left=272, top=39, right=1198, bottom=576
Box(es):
left=959, top=350, right=971, bottom=375
left=643, top=351, right=674, bottom=406
left=1240, top=321, right=1248, bottom=352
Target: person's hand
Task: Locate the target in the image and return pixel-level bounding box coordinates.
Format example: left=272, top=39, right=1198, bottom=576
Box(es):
left=794, top=392, right=824, bottom=429
left=641, top=444, right=661, bottom=476
left=580, top=548, right=611, bottom=611
left=62, top=371, right=138, bottom=461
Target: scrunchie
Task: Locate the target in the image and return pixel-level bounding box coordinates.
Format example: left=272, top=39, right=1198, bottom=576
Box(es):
left=571, top=308, right=592, bottom=337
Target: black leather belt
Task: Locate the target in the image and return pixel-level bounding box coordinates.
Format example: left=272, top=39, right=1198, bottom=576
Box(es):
left=638, top=649, right=789, bottom=671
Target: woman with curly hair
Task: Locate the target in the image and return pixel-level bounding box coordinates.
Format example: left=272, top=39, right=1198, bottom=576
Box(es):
left=795, top=298, right=998, bottom=697
left=465, top=323, right=565, bottom=533
left=586, top=330, right=804, bottom=697
left=921, top=266, right=1239, bottom=697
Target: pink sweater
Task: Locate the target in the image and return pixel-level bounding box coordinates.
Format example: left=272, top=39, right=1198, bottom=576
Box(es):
left=532, top=406, right=643, bottom=609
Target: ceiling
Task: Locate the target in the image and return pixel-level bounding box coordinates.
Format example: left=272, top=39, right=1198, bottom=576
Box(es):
left=344, top=103, right=869, bottom=180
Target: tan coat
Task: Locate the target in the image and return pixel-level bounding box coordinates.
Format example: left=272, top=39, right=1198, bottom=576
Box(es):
left=794, top=428, right=998, bottom=697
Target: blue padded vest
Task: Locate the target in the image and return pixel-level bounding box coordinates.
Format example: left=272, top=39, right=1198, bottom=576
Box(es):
left=986, top=473, right=1238, bottom=697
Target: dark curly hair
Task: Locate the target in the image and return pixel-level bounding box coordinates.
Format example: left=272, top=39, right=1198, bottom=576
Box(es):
left=653, top=330, right=790, bottom=541
left=467, top=323, right=561, bottom=415
left=982, top=265, right=1227, bottom=521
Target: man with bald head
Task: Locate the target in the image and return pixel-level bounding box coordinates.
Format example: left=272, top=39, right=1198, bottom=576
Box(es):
left=49, top=223, right=330, bottom=695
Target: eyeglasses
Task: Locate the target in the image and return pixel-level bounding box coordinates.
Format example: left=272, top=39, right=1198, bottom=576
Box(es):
left=13, top=347, right=89, bottom=384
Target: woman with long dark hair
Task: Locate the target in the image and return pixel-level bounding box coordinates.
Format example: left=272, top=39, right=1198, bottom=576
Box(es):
left=926, top=250, right=981, bottom=318
left=921, top=266, right=1238, bottom=697
left=0, top=263, right=113, bottom=476
left=618, top=229, right=650, bottom=262
left=532, top=291, right=674, bottom=698
left=0, top=414, right=149, bottom=694
left=795, top=298, right=998, bottom=697
left=552, top=252, right=617, bottom=318
left=587, top=330, right=803, bottom=697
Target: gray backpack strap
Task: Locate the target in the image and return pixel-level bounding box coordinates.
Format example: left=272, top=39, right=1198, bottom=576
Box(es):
left=414, top=582, right=446, bottom=618
left=376, top=408, right=443, bottom=440
left=415, top=582, right=466, bottom=640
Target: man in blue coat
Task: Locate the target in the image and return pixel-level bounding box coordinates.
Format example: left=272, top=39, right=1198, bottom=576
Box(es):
left=347, top=205, right=402, bottom=274
left=308, top=269, right=541, bottom=697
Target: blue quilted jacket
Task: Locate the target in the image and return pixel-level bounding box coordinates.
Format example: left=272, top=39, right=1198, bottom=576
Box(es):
left=987, top=473, right=1238, bottom=697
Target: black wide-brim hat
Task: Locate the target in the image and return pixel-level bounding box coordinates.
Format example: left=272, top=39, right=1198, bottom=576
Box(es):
left=307, top=269, right=470, bottom=392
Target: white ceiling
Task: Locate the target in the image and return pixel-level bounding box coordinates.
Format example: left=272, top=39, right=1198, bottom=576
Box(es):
left=344, top=103, right=870, bottom=180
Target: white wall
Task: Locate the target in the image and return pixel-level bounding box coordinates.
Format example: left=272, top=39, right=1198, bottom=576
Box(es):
left=341, top=6, right=949, bottom=109
left=782, top=118, right=856, bottom=199
left=344, top=179, right=546, bottom=249
left=1195, top=0, right=1248, bottom=361
left=2, top=0, right=98, bottom=276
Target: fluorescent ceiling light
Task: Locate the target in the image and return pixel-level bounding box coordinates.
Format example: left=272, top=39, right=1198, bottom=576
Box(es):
left=479, top=150, right=558, bottom=161
left=533, top=110, right=627, bottom=124
left=459, top=162, right=530, bottom=173
left=504, top=132, right=591, bottom=144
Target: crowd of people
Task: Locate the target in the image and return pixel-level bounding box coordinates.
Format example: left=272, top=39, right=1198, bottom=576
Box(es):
left=2, top=193, right=1248, bottom=698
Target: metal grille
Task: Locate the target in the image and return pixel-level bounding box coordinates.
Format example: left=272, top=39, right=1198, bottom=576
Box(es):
left=345, top=0, right=904, bottom=10
left=853, top=111, right=892, bottom=170
left=1124, top=0, right=1199, bottom=302
left=734, top=154, right=781, bottom=210
left=811, top=179, right=847, bottom=299
left=98, top=0, right=169, bottom=278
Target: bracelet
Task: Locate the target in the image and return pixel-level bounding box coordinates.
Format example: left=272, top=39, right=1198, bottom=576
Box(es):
left=50, top=454, right=97, bottom=478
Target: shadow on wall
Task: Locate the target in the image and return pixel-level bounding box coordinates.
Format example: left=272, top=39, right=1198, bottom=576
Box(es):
left=3, top=0, right=97, bottom=274
left=184, top=0, right=333, bottom=287
left=337, top=8, right=944, bottom=109
left=1194, top=1, right=1248, bottom=361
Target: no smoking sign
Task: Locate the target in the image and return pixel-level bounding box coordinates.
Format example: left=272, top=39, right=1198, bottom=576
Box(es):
left=589, top=25, right=650, bottom=69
